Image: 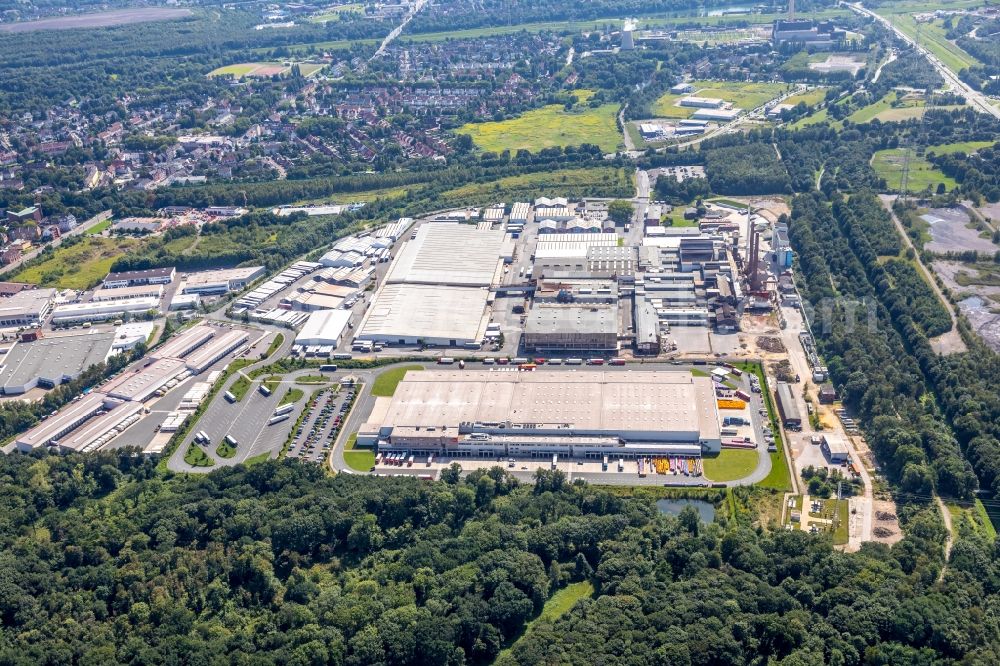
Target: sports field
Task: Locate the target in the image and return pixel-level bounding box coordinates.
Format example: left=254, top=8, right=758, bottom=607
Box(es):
left=653, top=80, right=788, bottom=118
left=457, top=92, right=622, bottom=153
left=208, top=62, right=325, bottom=79
left=308, top=3, right=363, bottom=23
left=13, top=236, right=141, bottom=290
left=871, top=148, right=958, bottom=193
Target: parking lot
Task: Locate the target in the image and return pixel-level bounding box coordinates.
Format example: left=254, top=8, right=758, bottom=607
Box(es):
left=183, top=377, right=300, bottom=467
left=288, top=384, right=355, bottom=464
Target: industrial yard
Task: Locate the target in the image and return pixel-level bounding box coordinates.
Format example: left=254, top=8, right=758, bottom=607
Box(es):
left=0, top=188, right=870, bottom=538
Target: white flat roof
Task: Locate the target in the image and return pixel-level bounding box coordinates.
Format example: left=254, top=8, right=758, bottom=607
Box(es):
left=295, top=309, right=352, bottom=346
left=385, top=223, right=507, bottom=287
left=152, top=324, right=217, bottom=360
left=357, top=283, right=489, bottom=343
left=16, top=392, right=109, bottom=449
left=382, top=370, right=720, bottom=440
left=102, top=357, right=187, bottom=402
left=59, top=400, right=145, bottom=453
left=184, top=329, right=249, bottom=371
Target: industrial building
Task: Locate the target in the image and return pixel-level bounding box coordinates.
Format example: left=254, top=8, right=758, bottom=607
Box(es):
left=356, top=283, right=490, bottom=346
left=102, top=267, right=175, bottom=289
left=360, top=370, right=722, bottom=458
left=509, top=202, right=530, bottom=225
left=821, top=433, right=850, bottom=463
left=691, top=107, right=742, bottom=122
left=92, top=284, right=163, bottom=302
left=0, top=331, right=115, bottom=394
left=384, top=223, right=510, bottom=287
left=180, top=266, right=266, bottom=295
left=14, top=393, right=144, bottom=453
left=151, top=324, right=217, bottom=361
left=679, top=96, right=725, bottom=109
left=102, top=357, right=188, bottom=402
left=50, top=297, right=160, bottom=325
left=533, top=233, right=619, bottom=279
left=0, top=288, right=55, bottom=328
left=775, top=381, right=802, bottom=428
left=772, top=19, right=845, bottom=49
left=356, top=223, right=510, bottom=347
left=183, top=329, right=249, bottom=373
left=523, top=304, right=619, bottom=352
left=294, top=309, right=353, bottom=348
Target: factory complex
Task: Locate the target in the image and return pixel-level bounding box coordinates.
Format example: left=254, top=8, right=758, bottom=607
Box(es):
left=355, top=223, right=512, bottom=346
left=359, top=370, right=723, bottom=459
left=15, top=323, right=250, bottom=454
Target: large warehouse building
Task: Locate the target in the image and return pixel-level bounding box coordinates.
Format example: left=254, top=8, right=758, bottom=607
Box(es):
left=359, top=370, right=722, bottom=458
left=355, top=223, right=511, bottom=347
left=294, top=309, right=353, bottom=348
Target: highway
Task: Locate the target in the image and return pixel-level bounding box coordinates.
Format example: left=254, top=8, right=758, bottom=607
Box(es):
left=849, top=2, right=1000, bottom=120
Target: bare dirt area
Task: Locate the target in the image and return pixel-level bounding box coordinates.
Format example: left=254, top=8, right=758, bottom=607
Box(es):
left=0, top=8, right=193, bottom=32
left=933, top=259, right=1000, bottom=352
left=871, top=501, right=903, bottom=546
left=977, top=202, right=1000, bottom=223
left=922, top=207, right=997, bottom=254
left=749, top=197, right=790, bottom=223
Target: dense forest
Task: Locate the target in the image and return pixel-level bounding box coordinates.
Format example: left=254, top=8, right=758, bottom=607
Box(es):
left=0, top=452, right=997, bottom=665
left=704, top=143, right=792, bottom=196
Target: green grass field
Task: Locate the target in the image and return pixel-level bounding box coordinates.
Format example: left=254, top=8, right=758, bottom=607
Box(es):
left=789, top=105, right=832, bottom=129
left=85, top=219, right=112, bottom=235
left=343, top=432, right=375, bottom=472
left=209, top=62, right=268, bottom=77
left=925, top=140, right=996, bottom=156
left=457, top=93, right=622, bottom=153
left=371, top=365, right=423, bottom=397
left=308, top=3, right=362, bottom=22
left=209, top=61, right=324, bottom=79
left=13, top=236, right=141, bottom=289
left=871, top=148, right=958, bottom=193
left=703, top=449, right=759, bottom=482
left=783, top=87, right=830, bottom=108
left=215, top=439, right=236, bottom=459
left=946, top=499, right=998, bottom=539
left=653, top=80, right=788, bottom=118
left=280, top=387, right=304, bottom=406
left=440, top=167, right=632, bottom=204
left=184, top=443, right=214, bottom=468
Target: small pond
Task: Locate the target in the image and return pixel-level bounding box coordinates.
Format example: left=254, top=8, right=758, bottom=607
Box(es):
left=656, top=498, right=716, bottom=522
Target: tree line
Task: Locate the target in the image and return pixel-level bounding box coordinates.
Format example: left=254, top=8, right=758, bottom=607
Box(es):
left=0, top=452, right=996, bottom=665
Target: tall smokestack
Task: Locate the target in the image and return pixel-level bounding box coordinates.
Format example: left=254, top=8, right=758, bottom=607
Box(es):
left=789, top=0, right=795, bottom=20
